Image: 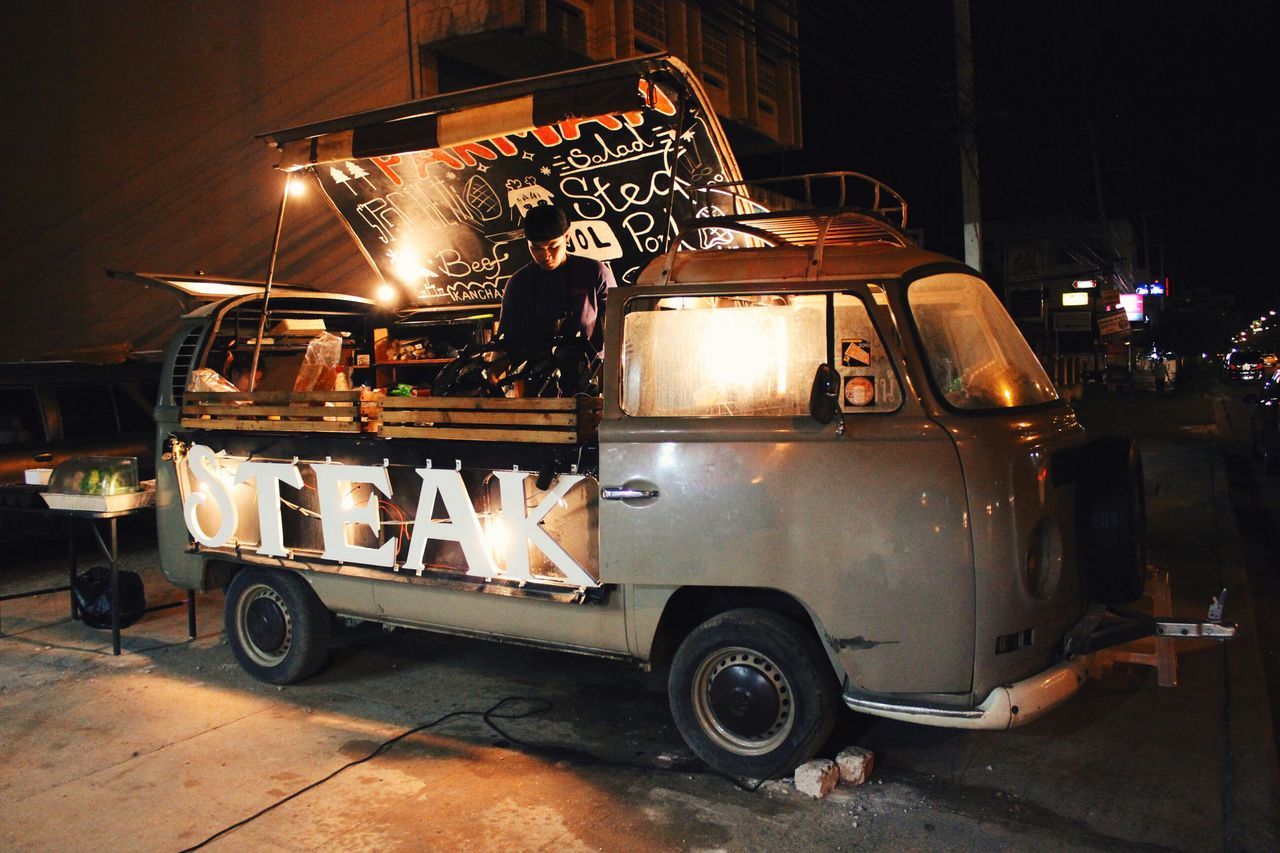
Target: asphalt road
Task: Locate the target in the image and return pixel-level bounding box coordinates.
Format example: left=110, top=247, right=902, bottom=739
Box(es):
left=1, top=384, right=1277, bottom=851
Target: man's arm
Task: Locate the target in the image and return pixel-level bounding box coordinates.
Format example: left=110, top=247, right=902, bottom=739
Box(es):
left=588, top=261, right=616, bottom=351
left=498, top=271, right=533, bottom=352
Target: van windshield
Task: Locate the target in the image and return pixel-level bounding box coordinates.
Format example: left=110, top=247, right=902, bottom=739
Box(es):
left=907, top=273, right=1058, bottom=410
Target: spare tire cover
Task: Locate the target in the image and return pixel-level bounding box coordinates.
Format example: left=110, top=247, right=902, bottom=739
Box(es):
left=1075, top=436, right=1146, bottom=605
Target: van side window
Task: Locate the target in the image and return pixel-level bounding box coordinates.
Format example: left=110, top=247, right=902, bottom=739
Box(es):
left=55, top=385, right=118, bottom=439
left=833, top=294, right=901, bottom=413
left=621, top=294, right=825, bottom=416
left=0, top=389, right=43, bottom=443
left=620, top=292, right=899, bottom=417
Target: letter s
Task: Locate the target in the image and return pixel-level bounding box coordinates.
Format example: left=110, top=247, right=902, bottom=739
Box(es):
left=558, top=176, right=607, bottom=220
left=182, top=444, right=238, bottom=547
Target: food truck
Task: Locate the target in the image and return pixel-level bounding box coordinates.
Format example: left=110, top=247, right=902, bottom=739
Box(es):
left=153, top=56, right=1231, bottom=779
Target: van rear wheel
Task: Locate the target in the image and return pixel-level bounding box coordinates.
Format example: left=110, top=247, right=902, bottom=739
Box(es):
left=225, top=569, right=331, bottom=684
left=669, top=608, right=839, bottom=779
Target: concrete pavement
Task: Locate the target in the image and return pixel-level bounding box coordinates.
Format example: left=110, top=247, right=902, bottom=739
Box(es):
left=1, top=388, right=1277, bottom=851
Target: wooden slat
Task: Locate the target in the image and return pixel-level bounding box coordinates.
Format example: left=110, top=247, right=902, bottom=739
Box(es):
left=380, top=396, right=579, bottom=411
left=178, top=390, right=599, bottom=443
left=180, top=388, right=371, bottom=436
left=186, top=390, right=367, bottom=403
left=181, top=418, right=362, bottom=433
left=185, top=404, right=357, bottom=418
left=380, top=425, right=579, bottom=443
left=381, top=410, right=576, bottom=426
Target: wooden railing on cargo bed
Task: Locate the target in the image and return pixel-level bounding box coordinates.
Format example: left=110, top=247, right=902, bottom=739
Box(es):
left=180, top=390, right=374, bottom=434
left=179, top=391, right=601, bottom=443
left=374, top=396, right=601, bottom=444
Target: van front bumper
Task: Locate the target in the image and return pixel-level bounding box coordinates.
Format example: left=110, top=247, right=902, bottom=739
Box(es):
left=842, top=602, right=1235, bottom=729
left=843, top=656, right=1089, bottom=730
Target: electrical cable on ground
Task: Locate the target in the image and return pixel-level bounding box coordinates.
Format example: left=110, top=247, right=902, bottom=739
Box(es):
left=178, top=694, right=789, bottom=851
left=178, top=696, right=550, bottom=852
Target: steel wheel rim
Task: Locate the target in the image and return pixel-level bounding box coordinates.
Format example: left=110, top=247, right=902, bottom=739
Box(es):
left=691, top=645, right=795, bottom=756
left=236, top=583, right=292, bottom=667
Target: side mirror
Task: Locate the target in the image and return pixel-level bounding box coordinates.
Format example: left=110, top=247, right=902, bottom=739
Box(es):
left=809, top=363, right=841, bottom=424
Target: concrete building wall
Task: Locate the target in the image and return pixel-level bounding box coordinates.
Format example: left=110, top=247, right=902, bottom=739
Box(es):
left=1, top=0, right=413, bottom=362
left=412, top=0, right=801, bottom=155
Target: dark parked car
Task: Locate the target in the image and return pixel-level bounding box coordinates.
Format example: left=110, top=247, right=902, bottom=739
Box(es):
left=1246, top=367, right=1280, bottom=474
left=1225, top=349, right=1265, bottom=383
left=0, top=359, right=160, bottom=488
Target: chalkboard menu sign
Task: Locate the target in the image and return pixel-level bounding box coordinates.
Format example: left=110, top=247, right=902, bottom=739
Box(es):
left=309, top=75, right=756, bottom=309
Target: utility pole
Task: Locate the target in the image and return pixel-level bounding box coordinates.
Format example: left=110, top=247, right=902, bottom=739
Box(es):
left=954, top=0, right=982, bottom=271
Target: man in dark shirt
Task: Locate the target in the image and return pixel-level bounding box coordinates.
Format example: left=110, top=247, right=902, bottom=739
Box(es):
left=498, top=205, right=615, bottom=355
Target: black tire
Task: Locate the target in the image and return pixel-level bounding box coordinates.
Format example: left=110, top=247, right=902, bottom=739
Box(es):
left=669, top=608, right=839, bottom=779
left=1076, top=437, right=1147, bottom=605
left=225, top=569, right=332, bottom=684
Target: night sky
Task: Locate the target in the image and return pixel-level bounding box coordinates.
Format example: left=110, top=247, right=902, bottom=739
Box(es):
left=745, top=1, right=1277, bottom=318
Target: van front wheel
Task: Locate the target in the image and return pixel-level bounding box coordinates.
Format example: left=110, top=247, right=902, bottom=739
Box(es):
left=669, top=609, right=839, bottom=779
left=225, top=569, right=332, bottom=684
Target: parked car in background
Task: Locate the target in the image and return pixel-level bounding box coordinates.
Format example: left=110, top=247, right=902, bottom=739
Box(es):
left=1224, top=349, right=1265, bottom=383
left=1246, top=367, right=1280, bottom=473
left=0, top=359, right=160, bottom=487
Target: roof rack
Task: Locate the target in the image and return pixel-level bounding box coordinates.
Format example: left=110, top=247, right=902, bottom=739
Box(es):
left=656, top=172, right=912, bottom=284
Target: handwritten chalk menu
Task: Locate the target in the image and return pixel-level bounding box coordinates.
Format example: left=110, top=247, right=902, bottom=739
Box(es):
left=312, top=78, right=754, bottom=308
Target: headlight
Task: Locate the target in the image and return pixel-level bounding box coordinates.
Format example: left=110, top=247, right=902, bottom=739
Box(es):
left=1024, top=520, right=1061, bottom=600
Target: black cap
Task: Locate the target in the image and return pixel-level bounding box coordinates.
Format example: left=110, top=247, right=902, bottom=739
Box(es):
left=523, top=204, right=569, bottom=241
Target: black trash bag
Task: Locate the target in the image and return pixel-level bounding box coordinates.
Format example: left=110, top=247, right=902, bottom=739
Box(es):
left=72, top=566, right=146, bottom=630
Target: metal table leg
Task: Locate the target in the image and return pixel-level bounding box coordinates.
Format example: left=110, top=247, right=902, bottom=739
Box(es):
left=68, top=516, right=79, bottom=620
left=86, top=517, right=122, bottom=655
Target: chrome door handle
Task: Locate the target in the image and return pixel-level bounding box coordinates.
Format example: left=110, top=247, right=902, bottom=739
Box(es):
left=600, top=487, right=660, bottom=501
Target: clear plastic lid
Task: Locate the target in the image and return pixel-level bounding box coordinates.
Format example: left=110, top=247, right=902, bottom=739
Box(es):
left=47, top=456, right=140, bottom=495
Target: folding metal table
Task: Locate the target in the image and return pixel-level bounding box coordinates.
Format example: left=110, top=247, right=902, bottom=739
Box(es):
left=0, top=488, right=195, bottom=655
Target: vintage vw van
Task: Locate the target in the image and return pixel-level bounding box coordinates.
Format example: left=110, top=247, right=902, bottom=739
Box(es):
left=152, top=57, right=1180, bottom=778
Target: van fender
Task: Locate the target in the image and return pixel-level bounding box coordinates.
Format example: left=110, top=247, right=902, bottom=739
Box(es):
left=628, top=585, right=846, bottom=677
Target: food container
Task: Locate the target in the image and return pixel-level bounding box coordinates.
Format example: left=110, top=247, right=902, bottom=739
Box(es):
left=42, top=456, right=153, bottom=512
left=24, top=468, right=53, bottom=486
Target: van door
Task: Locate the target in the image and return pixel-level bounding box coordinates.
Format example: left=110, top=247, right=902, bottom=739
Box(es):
left=599, top=285, right=975, bottom=695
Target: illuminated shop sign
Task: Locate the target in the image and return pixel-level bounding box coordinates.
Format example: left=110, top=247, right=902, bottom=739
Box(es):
left=1118, top=293, right=1144, bottom=321
left=1061, top=291, right=1090, bottom=307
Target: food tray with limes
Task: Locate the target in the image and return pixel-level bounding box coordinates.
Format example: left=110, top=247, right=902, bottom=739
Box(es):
left=42, top=481, right=155, bottom=512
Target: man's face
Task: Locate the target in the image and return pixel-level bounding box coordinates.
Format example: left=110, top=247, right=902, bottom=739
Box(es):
left=527, top=234, right=568, bottom=271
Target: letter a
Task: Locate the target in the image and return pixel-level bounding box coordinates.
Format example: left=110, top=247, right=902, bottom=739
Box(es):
left=403, top=469, right=498, bottom=577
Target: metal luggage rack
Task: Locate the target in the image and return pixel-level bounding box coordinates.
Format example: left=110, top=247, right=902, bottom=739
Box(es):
left=658, top=172, right=912, bottom=283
